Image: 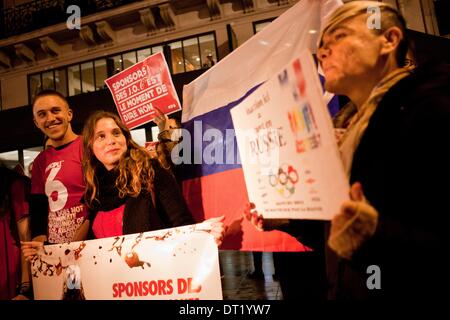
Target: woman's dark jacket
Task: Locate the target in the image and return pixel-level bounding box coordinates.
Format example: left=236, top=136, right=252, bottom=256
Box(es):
left=87, top=159, right=195, bottom=237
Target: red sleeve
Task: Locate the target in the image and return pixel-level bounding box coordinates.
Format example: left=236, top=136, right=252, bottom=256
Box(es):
left=11, top=178, right=30, bottom=222
left=31, top=152, right=45, bottom=195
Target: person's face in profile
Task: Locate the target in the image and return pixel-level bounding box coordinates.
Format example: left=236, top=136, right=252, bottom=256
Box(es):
left=318, top=14, right=384, bottom=95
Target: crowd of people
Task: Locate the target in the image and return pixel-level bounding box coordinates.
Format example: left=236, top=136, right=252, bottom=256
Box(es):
left=1, top=1, right=449, bottom=300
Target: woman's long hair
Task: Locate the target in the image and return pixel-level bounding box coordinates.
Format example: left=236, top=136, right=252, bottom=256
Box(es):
left=82, top=111, right=155, bottom=209
left=0, top=165, right=22, bottom=217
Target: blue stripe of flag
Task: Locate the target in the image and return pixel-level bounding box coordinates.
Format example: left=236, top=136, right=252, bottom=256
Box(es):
left=178, top=83, right=264, bottom=180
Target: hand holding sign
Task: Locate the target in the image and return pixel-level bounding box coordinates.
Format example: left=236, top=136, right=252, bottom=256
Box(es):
left=21, top=241, right=44, bottom=262
left=243, top=202, right=290, bottom=232
left=153, top=106, right=170, bottom=131
left=196, top=215, right=226, bottom=246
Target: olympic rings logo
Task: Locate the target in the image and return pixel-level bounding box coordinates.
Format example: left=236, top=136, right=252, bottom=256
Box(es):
left=268, top=164, right=299, bottom=198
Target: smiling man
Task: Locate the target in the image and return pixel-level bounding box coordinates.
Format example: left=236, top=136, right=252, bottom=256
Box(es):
left=30, top=90, right=88, bottom=244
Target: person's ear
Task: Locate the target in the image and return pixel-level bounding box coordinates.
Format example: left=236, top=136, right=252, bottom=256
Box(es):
left=33, top=117, right=38, bottom=128
left=67, top=108, right=73, bottom=122
left=380, top=26, right=402, bottom=56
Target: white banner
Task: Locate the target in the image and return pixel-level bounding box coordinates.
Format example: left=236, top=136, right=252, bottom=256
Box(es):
left=32, top=224, right=222, bottom=300
left=182, top=0, right=343, bottom=123
left=230, top=50, right=348, bottom=220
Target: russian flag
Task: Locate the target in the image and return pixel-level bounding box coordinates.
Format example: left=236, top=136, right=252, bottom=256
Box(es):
left=179, top=0, right=342, bottom=251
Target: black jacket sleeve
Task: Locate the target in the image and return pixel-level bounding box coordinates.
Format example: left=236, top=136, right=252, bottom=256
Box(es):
left=350, top=63, right=450, bottom=267
left=278, top=219, right=328, bottom=251
left=152, top=159, right=195, bottom=227
left=29, top=193, right=49, bottom=239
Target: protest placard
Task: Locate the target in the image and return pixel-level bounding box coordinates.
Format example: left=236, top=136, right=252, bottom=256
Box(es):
left=32, top=223, right=222, bottom=300
left=105, top=52, right=181, bottom=129
left=230, top=50, right=348, bottom=220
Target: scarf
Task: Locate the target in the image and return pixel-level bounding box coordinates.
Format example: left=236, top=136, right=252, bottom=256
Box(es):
left=90, top=166, right=127, bottom=212
left=336, top=66, right=414, bottom=178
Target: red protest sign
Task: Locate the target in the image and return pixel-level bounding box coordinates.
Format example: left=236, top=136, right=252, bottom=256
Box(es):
left=105, top=52, right=181, bottom=129
left=144, top=141, right=159, bottom=159
left=145, top=141, right=159, bottom=152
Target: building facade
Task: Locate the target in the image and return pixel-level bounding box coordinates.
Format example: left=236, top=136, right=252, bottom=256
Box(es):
left=0, top=0, right=447, bottom=171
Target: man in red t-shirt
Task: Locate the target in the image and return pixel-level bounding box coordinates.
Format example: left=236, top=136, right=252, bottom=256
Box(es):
left=28, top=90, right=88, bottom=244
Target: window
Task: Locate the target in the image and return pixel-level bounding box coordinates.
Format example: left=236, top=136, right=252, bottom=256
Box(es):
left=41, top=71, right=54, bottom=90
left=111, top=55, right=123, bottom=73
left=169, top=41, right=184, bottom=74
left=29, top=74, right=41, bottom=102
left=122, top=52, right=137, bottom=69
left=253, top=19, right=275, bottom=34
left=94, top=59, right=107, bottom=90
left=27, top=33, right=217, bottom=102
left=169, top=34, right=217, bottom=73
left=55, top=68, right=67, bottom=96
left=137, top=48, right=151, bottom=62
left=81, top=62, right=95, bottom=93
left=199, top=34, right=216, bottom=68
left=138, top=45, right=163, bottom=62
left=152, top=45, right=163, bottom=54
left=183, top=38, right=201, bottom=71
left=68, top=65, right=81, bottom=96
